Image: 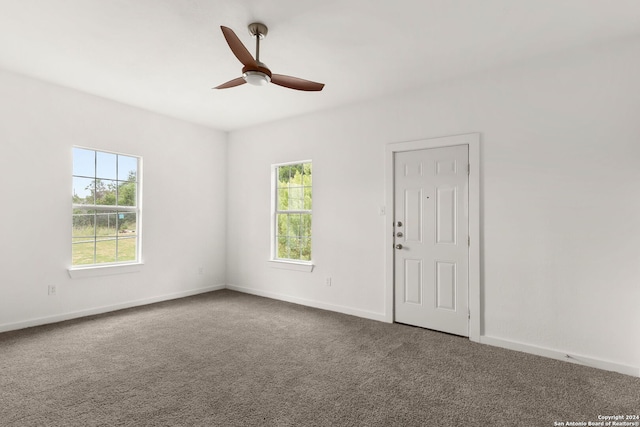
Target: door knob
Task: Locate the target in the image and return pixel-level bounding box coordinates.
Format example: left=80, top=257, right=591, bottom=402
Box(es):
left=395, top=244, right=403, bottom=250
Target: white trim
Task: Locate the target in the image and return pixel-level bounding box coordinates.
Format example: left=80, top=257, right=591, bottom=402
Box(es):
left=0, top=284, right=226, bottom=333
left=272, top=159, right=313, bottom=167
left=480, top=336, right=640, bottom=378
left=227, top=284, right=387, bottom=322
left=384, top=133, right=481, bottom=342
left=68, top=262, right=144, bottom=278
left=137, top=155, right=144, bottom=265
left=73, top=145, right=139, bottom=158
left=72, top=204, right=137, bottom=212
left=267, top=260, right=314, bottom=272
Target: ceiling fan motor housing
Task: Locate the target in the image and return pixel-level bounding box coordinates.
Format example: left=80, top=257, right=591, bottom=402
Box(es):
left=242, top=63, right=272, bottom=86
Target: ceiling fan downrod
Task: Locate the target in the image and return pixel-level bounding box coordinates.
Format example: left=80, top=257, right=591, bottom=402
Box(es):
left=248, top=22, right=268, bottom=63
left=255, top=34, right=261, bottom=62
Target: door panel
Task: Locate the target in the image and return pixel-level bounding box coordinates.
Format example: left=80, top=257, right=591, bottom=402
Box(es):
left=394, top=145, right=469, bottom=336
left=404, top=189, right=422, bottom=242
left=436, top=261, right=456, bottom=310
left=436, top=187, right=456, bottom=244
left=404, top=259, right=422, bottom=304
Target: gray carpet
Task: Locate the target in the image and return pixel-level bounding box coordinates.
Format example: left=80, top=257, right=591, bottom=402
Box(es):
left=1, top=290, right=638, bottom=426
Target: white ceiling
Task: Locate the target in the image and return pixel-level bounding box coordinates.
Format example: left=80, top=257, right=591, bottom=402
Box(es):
left=1, top=0, right=640, bottom=132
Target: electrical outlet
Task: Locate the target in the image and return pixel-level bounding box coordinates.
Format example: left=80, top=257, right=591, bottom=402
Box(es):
left=48, top=285, right=57, bottom=296
left=325, top=277, right=332, bottom=287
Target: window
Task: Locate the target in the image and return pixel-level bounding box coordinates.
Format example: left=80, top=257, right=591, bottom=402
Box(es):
left=72, top=147, right=141, bottom=267
left=272, top=161, right=312, bottom=262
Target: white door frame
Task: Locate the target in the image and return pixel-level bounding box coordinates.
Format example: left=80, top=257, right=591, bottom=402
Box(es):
left=385, top=133, right=481, bottom=342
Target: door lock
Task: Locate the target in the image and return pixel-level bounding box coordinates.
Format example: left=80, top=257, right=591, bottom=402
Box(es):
left=395, top=244, right=403, bottom=250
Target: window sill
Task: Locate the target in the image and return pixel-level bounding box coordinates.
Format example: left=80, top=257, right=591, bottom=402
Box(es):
left=268, top=260, right=314, bottom=273
left=68, top=262, right=144, bottom=279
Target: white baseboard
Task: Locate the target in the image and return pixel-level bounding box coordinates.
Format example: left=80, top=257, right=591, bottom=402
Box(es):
left=0, top=284, right=226, bottom=333
left=480, top=335, right=639, bottom=378
left=226, top=284, right=388, bottom=323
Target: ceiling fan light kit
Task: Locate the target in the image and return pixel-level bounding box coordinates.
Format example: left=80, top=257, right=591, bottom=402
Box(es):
left=214, top=22, right=324, bottom=92
left=243, top=70, right=271, bottom=86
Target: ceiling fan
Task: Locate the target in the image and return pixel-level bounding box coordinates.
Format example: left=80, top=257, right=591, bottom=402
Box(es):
left=214, top=23, right=325, bottom=92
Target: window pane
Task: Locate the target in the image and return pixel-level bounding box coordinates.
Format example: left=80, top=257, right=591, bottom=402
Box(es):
left=278, top=166, right=291, bottom=187
left=288, top=214, right=301, bottom=237
left=73, top=148, right=95, bottom=177
left=290, top=164, right=303, bottom=185
left=277, top=214, right=288, bottom=236
left=117, top=182, right=136, bottom=207
left=289, top=237, right=301, bottom=260
left=72, top=210, right=95, bottom=237
left=73, top=177, right=94, bottom=204
left=277, top=236, right=289, bottom=259
left=303, top=186, right=312, bottom=210
left=303, top=163, right=312, bottom=185
left=72, top=240, right=95, bottom=265
left=118, top=155, right=137, bottom=181
left=95, top=212, right=117, bottom=236
left=96, top=151, right=117, bottom=180
left=288, top=187, right=303, bottom=210
left=95, top=239, right=116, bottom=263
left=301, top=214, right=312, bottom=237
left=118, top=212, right=137, bottom=234
left=117, top=235, right=137, bottom=262
left=277, top=188, right=288, bottom=211
left=93, top=180, right=117, bottom=205
left=301, top=238, right=311, bottom=261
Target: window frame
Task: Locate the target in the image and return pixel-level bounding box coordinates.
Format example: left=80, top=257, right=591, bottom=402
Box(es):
left=70, top=146, right=142, bottom=270
left=270, top=160, right=313, bottom=268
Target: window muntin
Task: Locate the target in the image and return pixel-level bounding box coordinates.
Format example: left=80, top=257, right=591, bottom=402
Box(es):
left=72, top=147, right=140, bottom=267
left=273, top=162, right=312, bottom=262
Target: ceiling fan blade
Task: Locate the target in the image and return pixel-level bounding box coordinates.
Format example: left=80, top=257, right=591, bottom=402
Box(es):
left=220, top=26, right=257, bottom=67
left=271, top=74, right=325, bottom=91
left=214, top=77, right=246, bottom=89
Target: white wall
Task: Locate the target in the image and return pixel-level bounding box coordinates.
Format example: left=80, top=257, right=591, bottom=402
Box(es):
left=0, top=69, right=227, bottom=331
left=1, top=35, right=637, bottom=376
left=227, top=36, right=640, bottom=374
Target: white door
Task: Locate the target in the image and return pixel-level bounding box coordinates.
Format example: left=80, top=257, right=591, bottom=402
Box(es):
left=394, top=145, right=469, bottom=336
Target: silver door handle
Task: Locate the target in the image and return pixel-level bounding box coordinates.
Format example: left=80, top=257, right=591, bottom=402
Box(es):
left=395, top=244, right=403, bottom=250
